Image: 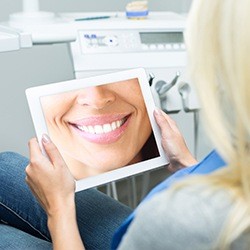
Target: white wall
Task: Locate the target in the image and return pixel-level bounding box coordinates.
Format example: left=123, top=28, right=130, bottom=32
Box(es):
left=0, top=0, right=204, bottom=158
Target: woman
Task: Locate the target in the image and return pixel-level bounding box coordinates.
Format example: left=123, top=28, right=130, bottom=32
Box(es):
left=40, top=78, right=158, bottom=178
left=27, top=0, right=250, bottom=248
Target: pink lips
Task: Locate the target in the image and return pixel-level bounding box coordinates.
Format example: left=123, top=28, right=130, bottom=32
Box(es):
left=69, top=114, right=131, bottom=144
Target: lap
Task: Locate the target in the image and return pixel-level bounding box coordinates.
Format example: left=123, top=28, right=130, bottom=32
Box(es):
left=0, top=152, right=50, bottom=240
left=75, top=188, right=132, bottom=249
left=0, top=152, right=132, bottom=250
left=0, top=223, right=52, bottom=250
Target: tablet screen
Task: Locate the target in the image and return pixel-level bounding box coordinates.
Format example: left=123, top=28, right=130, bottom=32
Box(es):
left=26, top=68, right=168, bottom=191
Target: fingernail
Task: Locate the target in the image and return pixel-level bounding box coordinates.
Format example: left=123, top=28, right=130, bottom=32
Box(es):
left=42, top=134, right=51, bottom=144
left=154, top=108, right=162, bottom=115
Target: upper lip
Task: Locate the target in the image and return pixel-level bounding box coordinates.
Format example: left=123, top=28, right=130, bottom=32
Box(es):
left=68, top=113, right=131, bottom=127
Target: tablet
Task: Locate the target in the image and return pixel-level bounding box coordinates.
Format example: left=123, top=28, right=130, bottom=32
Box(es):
left=26, top=68, right=168, bottom=192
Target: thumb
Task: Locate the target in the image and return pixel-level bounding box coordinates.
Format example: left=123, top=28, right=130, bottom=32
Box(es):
left=41, top=134, right=66, bottom=167
left=153, top=109, right=172, bottom=138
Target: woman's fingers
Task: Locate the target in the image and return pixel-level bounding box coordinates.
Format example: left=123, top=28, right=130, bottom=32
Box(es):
left=154, top=109, right=173, bottom=137
left=154, top=109, right=180, bottom=132
left=28, top=137, right=43, bottom=160
left=26, top=135, right=76, bottom=216
left=41, top=134, right=66, bottom=167
left=154, top=108, right=197, bottom=171
left=28, top=134, right=66, bottom=168
left=28, top=138, right=50, bottom=173
left=159, top=110, right=180, bottom=133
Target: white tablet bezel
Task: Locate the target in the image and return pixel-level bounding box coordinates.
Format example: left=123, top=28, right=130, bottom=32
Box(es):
left=26, top=68, right=168, bottom=192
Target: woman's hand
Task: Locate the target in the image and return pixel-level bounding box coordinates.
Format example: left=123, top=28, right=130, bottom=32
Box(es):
left=25, top=135, right=75, bottom=217
left=26, top=135, right=85, bottom=250
left=154, top=109, right=197, bottom=172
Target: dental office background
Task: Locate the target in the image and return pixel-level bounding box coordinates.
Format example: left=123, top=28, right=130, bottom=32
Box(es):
left=0, top=0, right=212, bottom=162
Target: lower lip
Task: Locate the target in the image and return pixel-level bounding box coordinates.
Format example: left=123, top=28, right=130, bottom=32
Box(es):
left=70, top=116, right=131, bottom=144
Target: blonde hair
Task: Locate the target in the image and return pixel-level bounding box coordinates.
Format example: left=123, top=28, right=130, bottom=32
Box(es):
left=173, top=0, right=250, bottom=248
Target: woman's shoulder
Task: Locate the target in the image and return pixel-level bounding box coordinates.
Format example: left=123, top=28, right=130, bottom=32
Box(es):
left=139, top=183, right=233, bottom=221
left=118, top=184, right=236, bottom=250
left=152, top=183, right=233, bottom=216
left=145, top=185, right=232, bottom=242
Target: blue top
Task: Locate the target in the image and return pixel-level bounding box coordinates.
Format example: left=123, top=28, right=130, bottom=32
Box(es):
left=111, top=150, right=226, bottom=249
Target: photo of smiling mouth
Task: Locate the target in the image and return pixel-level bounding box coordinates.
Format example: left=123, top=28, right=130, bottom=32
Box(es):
left=75, top=117, right=128, bottom=134
left=68, top=114, right=131, bottom=144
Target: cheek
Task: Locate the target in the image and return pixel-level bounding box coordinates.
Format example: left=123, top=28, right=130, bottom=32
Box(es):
left=136, top=100, right=148, bottom=117
left=41, top=94, right=74, bottom=122
left=139, top=106, right=152, bottom=141
left=43, top=108, right=58, bottom=122
left=141, top=117, right=152, bottom=140
left=131, top=101, right=151, bottom=144
left=122, top=91, right=146, bottom=112
left=43, top=103, right=70, bottom=125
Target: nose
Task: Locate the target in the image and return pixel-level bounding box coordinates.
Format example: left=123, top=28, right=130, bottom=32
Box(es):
left=76, top=86, right=116, bottom=109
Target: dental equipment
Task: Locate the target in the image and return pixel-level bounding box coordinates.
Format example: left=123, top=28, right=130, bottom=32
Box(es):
left=5, top=0, right=77, bottom=45
left=178, top=81, right=200, bottom=157
left=178, top=81, right=199, bottom=112
left=0, top=25, right=32, bottom=52
left=62, top=11, right=200, bottom=204
left=178, top=81, right=192, bottom=112
left=148, top=72, right=155, bottom=86
left=1, top=9, right=201, bottom=205
left=155, top=71, right=181, bottom=113
left=155, top=71, right=180, bottom=96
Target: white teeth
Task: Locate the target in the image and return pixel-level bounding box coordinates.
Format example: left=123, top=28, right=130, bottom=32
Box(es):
left=82, top=125, right=88, bottom=131
left=94, top=125, right=103, bottom=134
left=116, top=120, right=121, bottom=128
left=103, top=124, right=112, bottom=133
left=88, top=126, right=95, bottom=134
left=111, top=121, right=116, bottom=130
left=76, top=118, right=126, bottom=134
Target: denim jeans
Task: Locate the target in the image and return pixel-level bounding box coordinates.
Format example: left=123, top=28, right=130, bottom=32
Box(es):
left=0, top=152, right=132, bottom=250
